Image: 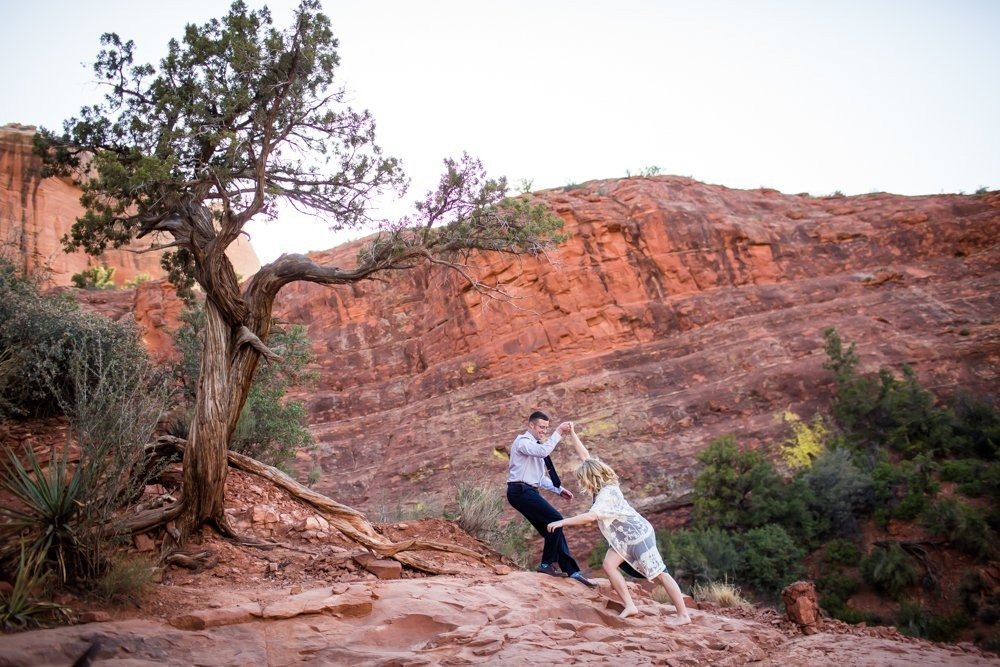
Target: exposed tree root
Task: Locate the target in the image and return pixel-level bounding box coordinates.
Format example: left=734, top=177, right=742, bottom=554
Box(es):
left=141, top=436, right=504, bottom=576
left=226, top=449, right=505, bottom=575
left=164, top=549, right=219, bottom=572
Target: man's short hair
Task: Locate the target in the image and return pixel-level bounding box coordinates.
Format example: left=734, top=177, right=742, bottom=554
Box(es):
left=528, top=410, right=549, bottom=423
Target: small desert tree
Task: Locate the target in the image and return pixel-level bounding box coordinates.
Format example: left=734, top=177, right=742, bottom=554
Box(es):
left=35, top=0, right=564, bottom=538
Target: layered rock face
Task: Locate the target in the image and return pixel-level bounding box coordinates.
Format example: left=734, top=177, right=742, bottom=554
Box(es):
left=0, top=125, right=260, bottom=286
left=275, top=177, right=1000, bottom=526
left=7, top=127, right=997, bottom=533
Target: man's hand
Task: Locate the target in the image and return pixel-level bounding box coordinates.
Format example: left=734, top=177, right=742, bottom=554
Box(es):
left=559, top=488, right=574, bottom=500
left=557, top=421, right=572, bottom=434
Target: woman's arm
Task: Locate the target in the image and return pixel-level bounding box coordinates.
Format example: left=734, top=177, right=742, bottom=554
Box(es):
left=547, top=511, right=598, bottom=532
left=567, top=423, right=590, bottom=462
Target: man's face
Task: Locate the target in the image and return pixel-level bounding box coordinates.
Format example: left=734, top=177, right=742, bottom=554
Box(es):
left=528, top=419, right=550, bottom=441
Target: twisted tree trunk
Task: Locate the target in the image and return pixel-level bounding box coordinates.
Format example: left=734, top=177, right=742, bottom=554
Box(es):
left=179, top=298, right=246, bottom=535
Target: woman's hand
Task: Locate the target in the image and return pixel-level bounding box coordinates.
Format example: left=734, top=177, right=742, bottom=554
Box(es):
left=547, top=520, right=564, bottom=533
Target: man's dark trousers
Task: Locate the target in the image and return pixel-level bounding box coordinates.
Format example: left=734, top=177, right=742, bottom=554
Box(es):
left=507, top=483, right=581, bottom=575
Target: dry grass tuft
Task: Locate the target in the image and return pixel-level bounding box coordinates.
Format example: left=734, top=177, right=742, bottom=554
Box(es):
left=693, top=579, right=752, bottom=608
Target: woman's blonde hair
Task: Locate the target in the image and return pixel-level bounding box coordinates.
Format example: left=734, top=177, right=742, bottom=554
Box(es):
left=575, top=457, right=619, bottom=495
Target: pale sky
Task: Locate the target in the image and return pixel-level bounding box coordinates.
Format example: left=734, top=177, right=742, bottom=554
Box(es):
left=3, top=1, right=998, bottom=263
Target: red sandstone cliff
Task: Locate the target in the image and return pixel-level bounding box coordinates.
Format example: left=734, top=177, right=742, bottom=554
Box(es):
left=9, top=134, right=997, bottom=530
left=271, top=178, right=1000, bottom=527
left=0, top=124, right=260, bottom=287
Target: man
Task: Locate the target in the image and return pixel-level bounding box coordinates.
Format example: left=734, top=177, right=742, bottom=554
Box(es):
left=506, top=410, right=596, bottom=587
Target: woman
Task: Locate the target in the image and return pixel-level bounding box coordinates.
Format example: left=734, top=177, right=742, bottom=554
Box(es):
left=547, top=424, right=691, bottom=623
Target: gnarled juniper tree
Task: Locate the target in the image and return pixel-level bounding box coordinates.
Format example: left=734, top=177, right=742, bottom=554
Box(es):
left=35, top=0, right=563, bottom=537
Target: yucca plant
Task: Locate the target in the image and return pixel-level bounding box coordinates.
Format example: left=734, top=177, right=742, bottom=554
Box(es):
left=0, top=444, right=89, bottom=584
left=0, top=541, right=71, bottom=630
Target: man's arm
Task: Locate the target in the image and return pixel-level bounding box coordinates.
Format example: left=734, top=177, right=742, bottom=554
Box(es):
left=515, top=429, right=563, bottom=457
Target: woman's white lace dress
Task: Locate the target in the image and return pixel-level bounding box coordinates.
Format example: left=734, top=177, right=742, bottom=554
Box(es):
left=590, top=484, right=666, bottom=580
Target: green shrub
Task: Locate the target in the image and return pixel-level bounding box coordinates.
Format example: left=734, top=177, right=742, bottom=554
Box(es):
left=895, top=599, right=930, bottom=638
left=832, top=605, right=882, bottom=625
left=735, top=524, right=805, bottom=596
left=921, top=497, right=998, bottom=561
left=822, top=328, right=973, bottom=459
left=949, top=391, right=1000, bottom=460
left=70, top=265, right=116, bottom=290
left=895, top=600, right=970, bottom=642
left=861, top=543, right=917, bottom=599
left=801, top=448, right=874, bottom=538
left=693, top=436, right=814, bottom=540
left=816, top=571, right=860, bottom=605
left=983, top=632, right=1000, bottom=654
left=659, top=528, right=741, bottom=589
left=822, top=327, right=879, bottom=438
left=893, top=491, right=929, bottom=522
left=939, top=459, right=984, bottom=484
left=871, top=455, right=937, bottom=525
left=0, top=259, right=170, bottom=590
left=824, top=538, right=862, bottom=567
left=955, top=463, right=1000, bottom=501
left=816, top=571, right=879, bottom=624
left=0, top=319, right=168, bottom=586
left=306, top=465, right=323, bottom=488
left=0, top=262, right=79, bottom=415
left=959, top=571, right=987, bottom=615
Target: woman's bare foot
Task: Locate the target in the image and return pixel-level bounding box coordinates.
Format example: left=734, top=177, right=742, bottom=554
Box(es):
left=619, top=605, right=639, bottom=619
left=666, top=613, right=692, bottom=626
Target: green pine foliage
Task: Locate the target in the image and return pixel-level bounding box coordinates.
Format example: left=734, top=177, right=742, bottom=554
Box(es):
left=735, top=524, right=806, bottom=595
left=693, top=436, right=787, bottom=531
left=921, top=498, right=998, bottom=561
left=800, top=447, right=875, bottom=539
left=659, top=528, right=741, bottom=589
left=823, top=538, right=863, bottom=567
left=822, top=328, right=999, bottom=460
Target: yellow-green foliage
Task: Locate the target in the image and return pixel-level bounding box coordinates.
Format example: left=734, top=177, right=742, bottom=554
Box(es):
left=123, top=273, right=151, bottom=288
left=71, top=265, right=116, bottom=290
left=779, top=411, right=827, bottom=470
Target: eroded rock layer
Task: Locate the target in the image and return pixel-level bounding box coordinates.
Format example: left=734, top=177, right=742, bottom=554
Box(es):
left=0, top=125, right=260, bottom=286
left=272, top=177, right=1000, bottom=527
